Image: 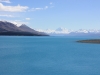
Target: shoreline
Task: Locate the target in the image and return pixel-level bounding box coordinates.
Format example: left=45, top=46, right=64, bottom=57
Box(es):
left=77, top=39, right=100, bottom=44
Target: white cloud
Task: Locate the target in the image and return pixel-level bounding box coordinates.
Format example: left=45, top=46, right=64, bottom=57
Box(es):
left=25, top=18, right=30, bottom=20
left=50, top=2, right=53, bottom=5
left=31, top=8, right=43, bottom=11
left=44, top=6, right=48, bottom=9
left=0, top=3, right=29, bottom=12
left=0, top=0, right=11, bottom=3
left=0, top=14, right=14, bottom=17
left=31, top=6, right=48, bottom=11
left=49, top=2, right=54, bottom=8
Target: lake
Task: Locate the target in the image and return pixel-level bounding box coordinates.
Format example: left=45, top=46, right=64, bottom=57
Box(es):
left=0, top=36, right=100, bottom=75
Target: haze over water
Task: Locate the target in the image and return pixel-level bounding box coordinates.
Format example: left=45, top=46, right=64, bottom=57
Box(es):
left=0, top=36, right=100, bottom=75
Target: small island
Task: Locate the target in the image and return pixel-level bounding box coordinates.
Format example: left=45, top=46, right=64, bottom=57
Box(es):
left=77, top=39, right=100, bottom=44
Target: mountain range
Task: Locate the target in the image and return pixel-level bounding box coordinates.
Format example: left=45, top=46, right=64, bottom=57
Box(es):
left=0, top=21, right=48, bottom=36
left=1, top=21, right=100, bottom=36
left=36, top=27, right=100, bottom=36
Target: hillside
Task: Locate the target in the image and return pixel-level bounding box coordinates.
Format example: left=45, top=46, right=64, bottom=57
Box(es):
left=0, top=21, right=22, bottom=32
left=19, top=24, right=48, bottom=36
left=0, top=21, right=49, bottom=36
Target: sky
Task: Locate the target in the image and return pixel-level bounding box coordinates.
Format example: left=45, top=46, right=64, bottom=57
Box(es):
left=0, top=0, right=100, bottom=30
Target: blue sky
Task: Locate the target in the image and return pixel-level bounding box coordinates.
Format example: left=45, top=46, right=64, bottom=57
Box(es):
left=0, top=0, right=100, bottom=30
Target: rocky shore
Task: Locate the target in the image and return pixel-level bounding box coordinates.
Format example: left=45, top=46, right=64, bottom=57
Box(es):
left=77, top=39, right=100, bottom=44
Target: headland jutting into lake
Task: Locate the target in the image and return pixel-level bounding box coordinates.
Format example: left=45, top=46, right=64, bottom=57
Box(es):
left=77, top=39, right=100, bottom=44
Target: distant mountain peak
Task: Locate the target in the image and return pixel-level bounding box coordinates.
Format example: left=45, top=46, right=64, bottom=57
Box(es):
left=19, top=24, right=36, bottom=32
left=56, top=27, right=68, bottom=31
left=21, top=24, right=27, bottom=26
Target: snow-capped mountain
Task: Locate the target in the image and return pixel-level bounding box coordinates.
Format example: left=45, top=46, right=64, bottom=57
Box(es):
left=35, top=27, right=100, bottom=36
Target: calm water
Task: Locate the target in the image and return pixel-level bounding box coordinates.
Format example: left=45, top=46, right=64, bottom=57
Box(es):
left=0, top=36, right=100, bottom=75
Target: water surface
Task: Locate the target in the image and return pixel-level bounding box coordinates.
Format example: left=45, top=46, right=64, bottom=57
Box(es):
left=0, top=36, right=100, bottom=75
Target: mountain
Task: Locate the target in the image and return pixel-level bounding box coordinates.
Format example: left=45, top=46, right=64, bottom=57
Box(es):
left=36, top=27, right=100, bottom=36
left=56, top=27, right=68, bottom=31
left=19, top=24, right=48, bottom=36
left=0, top=21, right=49, bottom=36
left=0, top=21, right=22, bottom=32
left=19, top=24, right=36, bottom=32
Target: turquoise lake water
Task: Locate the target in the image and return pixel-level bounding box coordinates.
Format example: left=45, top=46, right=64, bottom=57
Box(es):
left=0, top=36, right=100, bottom=75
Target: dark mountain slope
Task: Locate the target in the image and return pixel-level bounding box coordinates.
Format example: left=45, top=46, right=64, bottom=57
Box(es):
left=0, top=21, right=22, bottom=32
left=0, top=21, right=48, bottom=36
left=19, top=24, right=48, bottom=36
left=19, top=24, right=36, bottom=32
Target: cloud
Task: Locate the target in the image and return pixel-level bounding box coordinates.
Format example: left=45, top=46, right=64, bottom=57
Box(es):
left=30, top=6, right=48, bottom=11
left=0, top=14, right=14, bottom=17
left=25, top=18, right=30, bottom=20
left=44, top=6, right=48, bottom=9
left=0, top=3, right=29, bottom=12
left=0, top=0, right=11, bottom=3
left=50, top=2, right=53, bottom=5
left=49, top=2, right=54, bottom=8
left=31, top=8, right=43, bottom=11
